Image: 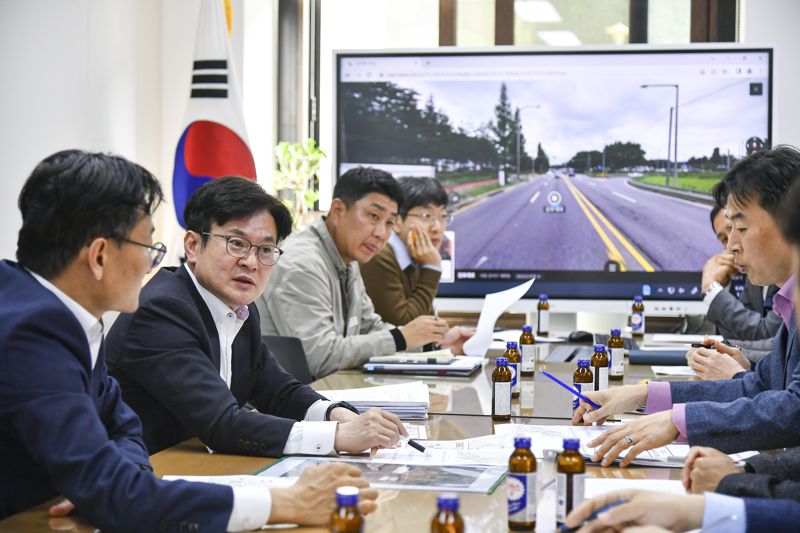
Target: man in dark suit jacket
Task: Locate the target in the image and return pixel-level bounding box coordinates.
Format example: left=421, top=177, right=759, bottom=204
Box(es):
left=0, top=151, right=376, bottom=531
left=575, top=146, right=800, bottom=466
left=107, top=176, right=406, bottom=457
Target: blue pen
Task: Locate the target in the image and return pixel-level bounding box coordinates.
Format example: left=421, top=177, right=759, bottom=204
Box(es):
left=541, top=370, right=602, bottom=410
left=558, top=500, right=625, bottom=532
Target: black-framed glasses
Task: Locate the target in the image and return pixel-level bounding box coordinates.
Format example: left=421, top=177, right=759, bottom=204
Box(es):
left=406, top=211, right=454, bottom=226
left=124, top=239, right=167, bottom=270
left=203, top=232, right=284, bottom=266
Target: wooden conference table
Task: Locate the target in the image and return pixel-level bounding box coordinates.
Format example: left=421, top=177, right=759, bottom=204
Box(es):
left=1, top=345, right=686, bottom=532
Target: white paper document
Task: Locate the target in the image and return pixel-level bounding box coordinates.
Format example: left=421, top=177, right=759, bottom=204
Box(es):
left=584, top=478, right=685, bottom=499
left=316, top=381, right=430, bottom=419
left=652, top=365, right=696, bottom=377
left=162, top=474, right=294, bottom=489
left=463, top=279, right=535, bottom=356
left=650, top=334, right=723, bottom=345
left=366, top=434, right=513, bottom=467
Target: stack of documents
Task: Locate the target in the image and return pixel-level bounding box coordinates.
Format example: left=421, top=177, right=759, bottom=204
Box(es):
left=316, top=381, right=430, bottom=420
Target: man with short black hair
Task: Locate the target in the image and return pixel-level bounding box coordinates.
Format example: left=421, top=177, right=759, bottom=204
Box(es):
left=258, top=167, right=472, bottom=379
left=107, top=176, right=406, bottom=458
left=0, top=151, right=377, bottom=531
left=361, top=176, right=451, bottom=325
left=573, top=145, right=800, bottom=466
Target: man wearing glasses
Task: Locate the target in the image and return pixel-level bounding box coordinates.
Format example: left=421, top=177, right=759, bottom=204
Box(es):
left=107, top=176, right=408, bottom=459
left=361, top=176, right=453, bottom=326
left=258, top=167, right=473, bottom=380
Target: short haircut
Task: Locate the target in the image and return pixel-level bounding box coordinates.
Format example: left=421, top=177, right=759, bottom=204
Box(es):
left=397, top=177, right=449, bottom=218
left=713, top=145, right=800, bottom=221
left=781, top=181, right=800, bottom=245
left=709, top=201, right=724, bottom=229
left=332, top=167, right=403, bottom=209
left=183, top=177, right=292, bottom=244
left=17, top=149, right=163, bottom=279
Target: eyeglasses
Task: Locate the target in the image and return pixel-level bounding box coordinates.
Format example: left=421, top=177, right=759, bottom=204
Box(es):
left=203, top=232, right=284, bottom=266
left=406, top=211, right=454, bottom=227
left=124, top=239, right=167, bottom=270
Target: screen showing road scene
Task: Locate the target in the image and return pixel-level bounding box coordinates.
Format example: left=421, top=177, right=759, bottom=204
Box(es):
left=336, top=49, right=771, bottom=299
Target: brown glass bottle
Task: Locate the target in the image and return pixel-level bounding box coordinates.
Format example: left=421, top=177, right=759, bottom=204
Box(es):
left=556, top=438, right=586, bottom=528
left=572, top=359, right=593, bottom=412
left=536, top=294, right=550, bottom=337
left=492, top=357, right=512, bottom=422
left=608, top=328, right=625, bottom=381
left=508, top=436, right=537, bottom=531
left=631, top=295, right=645, bottom=342
left=330, top=486, right=363, bottom=533
left=519, top=325, right=536, bottom=376
left=504, top=341, right=522, bottom=398
left=431, top=493, right=464, bottom=533
left=590, top=344, right=609, bottom=392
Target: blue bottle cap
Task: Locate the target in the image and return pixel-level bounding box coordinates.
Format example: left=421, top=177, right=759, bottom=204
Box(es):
left=514, top=436, right=532, bottom=449
left=634, top=295, right=643, bottom=302
left=540, top=294, right=548, bottom=300
left=522, top=325, right=532, bottom=332
left=506, top=341, right=518, bottom=349
left=577, top=359, right=590, bottom=367
left=496, top=357, right=508, bottom=366
left=437, top=493, right=460, bottom=511
left=563, top=438, right=580, bottom=450
left=336, top=486, right=359, bottom=506
left=593, top=344, right=606, bottom=352
left=610, top=328, right=621, bottom=335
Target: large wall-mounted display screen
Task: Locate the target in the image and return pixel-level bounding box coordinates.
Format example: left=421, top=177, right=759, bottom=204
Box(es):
left=335, top=47, right=772, bottom=300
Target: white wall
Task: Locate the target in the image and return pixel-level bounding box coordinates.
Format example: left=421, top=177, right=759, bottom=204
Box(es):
left=741, top=0, right=800, bottom=146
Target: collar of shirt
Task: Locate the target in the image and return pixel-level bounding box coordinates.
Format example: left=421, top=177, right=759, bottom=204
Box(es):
left=772, top=273, right=796, bottom=331
left=388, top=232, right=414, bottom=270
left=28, top=270, right=103, bottom=370
left=311, top=217, right=352, bottom=280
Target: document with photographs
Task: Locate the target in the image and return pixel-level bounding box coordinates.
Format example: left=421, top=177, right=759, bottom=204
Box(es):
left=257, top=457, right=506, bottom=494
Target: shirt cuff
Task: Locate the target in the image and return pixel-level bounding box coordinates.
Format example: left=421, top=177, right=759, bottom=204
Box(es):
left=227, top=486, right=271, bottom=532
left=702, top=492, right=746, bottom=533
left=645, top=381, right=673, bottom=414
left=305, top=399, right=333, bottom=422
left=703, top=283, right=725, bottom=306
left=421, top=264, right=443, bottom=272
left=671, top=403, right=688, bottom=442
left=282, top=421, right=338, bottom=455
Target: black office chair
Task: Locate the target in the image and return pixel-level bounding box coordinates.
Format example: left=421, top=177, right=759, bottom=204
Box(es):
left=262, top=335, right=314, bottom=384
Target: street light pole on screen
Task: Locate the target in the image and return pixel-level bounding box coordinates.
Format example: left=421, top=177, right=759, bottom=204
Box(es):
left=516, top=104, right=540, bottom=179
left=641, top=84, right=679, bottom=187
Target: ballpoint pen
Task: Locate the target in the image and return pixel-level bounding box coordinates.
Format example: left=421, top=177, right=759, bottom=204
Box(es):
left=541, top=370, right=602, bottom=410
left=558, top=500, right=625, bottom=532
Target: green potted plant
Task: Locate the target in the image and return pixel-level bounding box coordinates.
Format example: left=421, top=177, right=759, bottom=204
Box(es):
left=274, top=139, right=326, bottom=220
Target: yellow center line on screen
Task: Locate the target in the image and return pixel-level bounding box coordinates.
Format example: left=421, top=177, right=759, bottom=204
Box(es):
left=565, top=177, right=655, bottom=272
left=563, top=177, right=628, bottom=271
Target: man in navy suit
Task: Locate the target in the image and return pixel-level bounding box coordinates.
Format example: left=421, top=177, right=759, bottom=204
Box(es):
left=573, top=145, right=800, bottom=466
left=106, top=176, right=407, bottom=456
left=0, top=150, right=377, bottom=531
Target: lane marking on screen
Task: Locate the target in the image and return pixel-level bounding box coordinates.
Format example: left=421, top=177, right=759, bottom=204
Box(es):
left=529, top=191, right=541, bottom=204
left=563, top=178, right=628, bottom=271
left=566, top=177, right=655, bottom=272
left=612, top=191, right=637, bottom=204
left=476, top=256, right=489, bottom=268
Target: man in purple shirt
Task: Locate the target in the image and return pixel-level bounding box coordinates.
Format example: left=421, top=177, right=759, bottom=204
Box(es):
left=573, top=145, right=800, bottom=467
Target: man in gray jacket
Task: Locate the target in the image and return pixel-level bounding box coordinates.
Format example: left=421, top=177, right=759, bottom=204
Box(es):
left=258, top=167, right=472, bottom=379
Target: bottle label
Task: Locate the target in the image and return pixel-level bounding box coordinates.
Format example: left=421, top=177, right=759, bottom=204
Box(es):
left=493, top=382, right=511, bottom=415
left=631, top=311, right=644, bottom=333
left=508, top=472, right=537, bottom=522
left=594, top=367, right=609, bottom=391
left=556, top=472, right=586, bottom=522
left=509, top=362, right=519, bottom=393
left=520, top=344, right=536, bottom=372
left=538, top=310, right=550, bottom=333
left=610, top=347, right=625, bottom=376
left=572, top=382, right=582, bottom=411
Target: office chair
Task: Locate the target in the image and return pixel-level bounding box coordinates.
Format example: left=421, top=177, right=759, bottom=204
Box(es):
left=262, top=335, right=315, bottom=384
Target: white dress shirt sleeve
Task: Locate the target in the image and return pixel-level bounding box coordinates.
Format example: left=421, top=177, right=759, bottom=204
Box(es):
left=305, top=399, right=334, bottom=421
left=703, top=282, right=725, bottom=306
left=227, top=486, right=271, bottom=532
left=702, top=492, right=746, bottom=533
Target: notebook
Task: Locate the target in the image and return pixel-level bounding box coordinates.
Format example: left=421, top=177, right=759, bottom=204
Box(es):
left=362, top=356, right=484, bottom=377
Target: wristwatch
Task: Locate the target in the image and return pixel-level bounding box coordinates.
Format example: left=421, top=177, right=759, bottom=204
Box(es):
left=325, top=401, right=360, bottom=421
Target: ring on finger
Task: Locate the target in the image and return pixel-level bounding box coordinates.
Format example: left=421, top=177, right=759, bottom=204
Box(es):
left=624, top=435, right=635, bottom=446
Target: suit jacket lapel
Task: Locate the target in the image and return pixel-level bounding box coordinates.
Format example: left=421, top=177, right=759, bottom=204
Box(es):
left=176, top=266, right=222, bottom=368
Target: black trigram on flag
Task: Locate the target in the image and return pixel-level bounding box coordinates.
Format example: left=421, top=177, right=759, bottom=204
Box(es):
left=191, top=60, right=228, bottom=98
